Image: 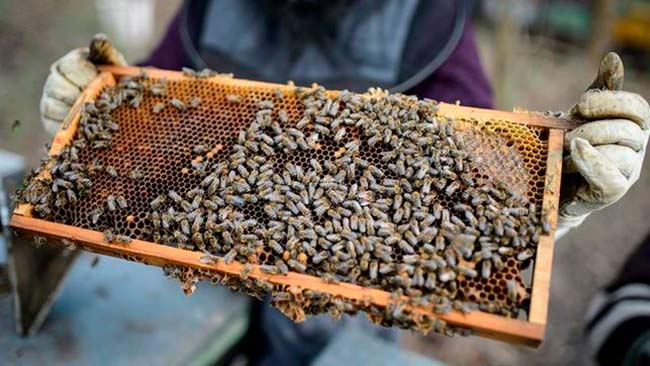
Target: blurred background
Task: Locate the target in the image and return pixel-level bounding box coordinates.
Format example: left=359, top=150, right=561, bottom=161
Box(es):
left=1, top=0, right=650, bottom=365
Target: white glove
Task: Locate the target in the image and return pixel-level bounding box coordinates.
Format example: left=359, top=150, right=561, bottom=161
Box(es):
left=557, top=52, right=650, bottom=237
left=40, top=34, right=127, bottom=136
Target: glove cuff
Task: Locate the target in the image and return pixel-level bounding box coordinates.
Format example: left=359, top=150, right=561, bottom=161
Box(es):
left=555, top=212, right=590, bottom=240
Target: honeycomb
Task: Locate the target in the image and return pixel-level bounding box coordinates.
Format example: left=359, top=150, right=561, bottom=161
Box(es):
left=21, top=71, right=550, bottom=326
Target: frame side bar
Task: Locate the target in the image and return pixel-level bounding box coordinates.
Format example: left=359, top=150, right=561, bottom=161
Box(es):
left=528, top=129, right=564, bottom=326
left=13, top=72, right=116, bottom=218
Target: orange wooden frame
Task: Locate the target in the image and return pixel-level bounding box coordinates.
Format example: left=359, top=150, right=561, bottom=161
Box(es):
left=11, top=66, right=567, bottom=347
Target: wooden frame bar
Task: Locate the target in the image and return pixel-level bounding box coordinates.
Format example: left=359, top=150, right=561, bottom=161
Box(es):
left=11, top=66, right=566, bottom=347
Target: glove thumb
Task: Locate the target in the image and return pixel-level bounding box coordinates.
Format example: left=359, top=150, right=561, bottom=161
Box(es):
left=587, top=52, right=624, bottom=92
left=89, top=33, right=127, bottom=66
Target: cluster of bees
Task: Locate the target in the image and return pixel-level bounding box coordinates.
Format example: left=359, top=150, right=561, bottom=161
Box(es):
left=16, top=69, right=549, bottom=335
left=15, top=74, right=160, bottom=242
left=149, top=83, right=546, bottom=322
left=163, top=263, right=469, bottom=336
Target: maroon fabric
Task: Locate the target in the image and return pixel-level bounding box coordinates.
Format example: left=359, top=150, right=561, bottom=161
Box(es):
left=406, top=23, right=493, bottom=108
left=143, top=12, right=186, bottom=71
left=142, top=11, right=493, bottom=109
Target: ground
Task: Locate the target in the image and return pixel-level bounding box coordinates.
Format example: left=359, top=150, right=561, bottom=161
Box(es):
left=1, top=2, right=649, bottom=365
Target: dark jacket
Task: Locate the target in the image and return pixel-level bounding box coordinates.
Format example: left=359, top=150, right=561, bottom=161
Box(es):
left=144, top=0, right=493, bottom=108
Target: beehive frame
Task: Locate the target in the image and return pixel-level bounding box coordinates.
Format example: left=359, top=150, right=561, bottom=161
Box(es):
left=11, top=66, right=577, bottom=346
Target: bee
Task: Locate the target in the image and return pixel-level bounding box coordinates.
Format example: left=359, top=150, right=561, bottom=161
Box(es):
left=88, top=208, right=103, bottom=225
left=225, top=195, right=245, bottom=207
left=149, top=79, right=167, bottom=95
left=458, top=265, right=477, bottom=278
left=506, top=280, right=518, bottom=302
left=128, top=169, right=144, bottom=180
left=276, top=260, right=289, bottom=275
left=258, top=100, right=274, bottom=109
left=438, top=269, right=456, bottom=283
left=481, top=259, right=492, bottom=279
left=116, top=235, right=132, bottom=244
left=278, top=109, right=289, bottom=124
left=106, top=195, right=117, bottom=211
left=104, top=229, right=115, bottom=243
left=321, top=273, right=340, bottom=284
left=116, top=195, right=128, bottom=209
left=494, top=218, right=504, bottom=236
left=34, top=203, right=51, bottom=217
left=312, top=251, right=329, bottom=265
left=61, top=238, right=77, bottom=251
left=260, top=265, right=281, bottom=275
left=333, top=127, right=346, bottom=142
left=168, top=190, right=183, bottom=203
left=31, top=235, right=46, bottom=248
left=516, top=249, right=534, bottom=261
left=497, top=246, right=513, bottom=256
left=173, top=230, right=189, bottom=244
left=129, top=93, right=143, bottom=108
left=106, top=165, right=118, bottom=178
left=152, top=103, right=165, bottom=113
left=179, top=218, right=190, bottom=235
left=240, top=263, right=253, bottom=280
left=188, top=97, right=202, bottom=108
left=150, top=195, right=166, bottom=209
left=170, top=98, right=186, bottom=110
left=200, top=253, right=219, bottom=265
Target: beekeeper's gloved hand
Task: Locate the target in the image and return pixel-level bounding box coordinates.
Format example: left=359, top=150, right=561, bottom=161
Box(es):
left=557, top=52, right=650, bottom=238
left=40, top=34, right=127, bottom=136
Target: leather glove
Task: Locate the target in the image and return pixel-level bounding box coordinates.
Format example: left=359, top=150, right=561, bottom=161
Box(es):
left=557, top=52, right=650, bottom=238
left=40, top=34, right=127, bottom=136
